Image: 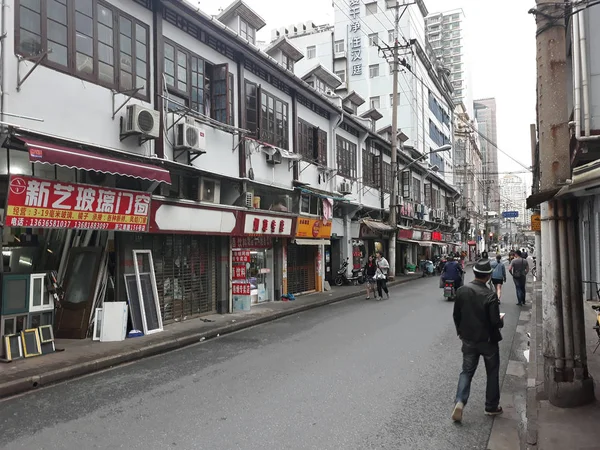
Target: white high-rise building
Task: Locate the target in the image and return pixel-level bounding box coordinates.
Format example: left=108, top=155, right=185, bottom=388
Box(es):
left=273, top=1, right=456, bottom=184
left=500, top=174, right=528, bottom=226
left=425, top=9, right=474, bottom=118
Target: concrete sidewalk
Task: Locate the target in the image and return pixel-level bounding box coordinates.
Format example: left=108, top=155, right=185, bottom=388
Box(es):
left=0, top=274, right=422, bottom=399
left=523, top=280, right=600, bottom=450
left=533, top=299, right=600, bottom=449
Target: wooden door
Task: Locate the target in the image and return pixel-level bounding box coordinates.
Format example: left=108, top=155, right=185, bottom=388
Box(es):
left=55, top=247, right=102, bottom=339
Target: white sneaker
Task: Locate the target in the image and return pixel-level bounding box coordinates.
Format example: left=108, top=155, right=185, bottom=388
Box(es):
left=451, top=402, right=464, bottom=422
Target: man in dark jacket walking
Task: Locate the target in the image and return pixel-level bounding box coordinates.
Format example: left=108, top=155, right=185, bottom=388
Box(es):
left=451, top=259, right=504, bottom=422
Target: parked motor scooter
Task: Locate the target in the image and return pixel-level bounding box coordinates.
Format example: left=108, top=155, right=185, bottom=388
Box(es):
left=420, top=259, right=434, bottom=277
left=334, top=259, right=365, bottom=286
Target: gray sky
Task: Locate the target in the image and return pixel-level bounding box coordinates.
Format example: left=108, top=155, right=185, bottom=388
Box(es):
left=206, top=0, right=537, bottom=180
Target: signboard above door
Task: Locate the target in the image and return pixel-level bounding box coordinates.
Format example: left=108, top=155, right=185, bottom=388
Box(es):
left=5, top=175, right=151, bottom=232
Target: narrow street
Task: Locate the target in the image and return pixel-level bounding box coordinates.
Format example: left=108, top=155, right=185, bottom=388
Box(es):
left=0, top=274, right=521, bottom=450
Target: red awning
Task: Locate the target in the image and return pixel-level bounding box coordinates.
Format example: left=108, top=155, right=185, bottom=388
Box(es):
left=21, top=137, right=171, bottom=184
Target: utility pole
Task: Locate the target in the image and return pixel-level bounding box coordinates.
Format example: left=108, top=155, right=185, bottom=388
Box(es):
left=535, top=0, right=594, bottom=407
left=387, top=2, right=400, bottom=280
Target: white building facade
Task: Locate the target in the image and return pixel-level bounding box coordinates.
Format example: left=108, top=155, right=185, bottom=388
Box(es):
left=275, top=0, right=456, bottom=185
left=0, top=0, right=462, bottom=342
left=425, top=9, right=474, bottom=119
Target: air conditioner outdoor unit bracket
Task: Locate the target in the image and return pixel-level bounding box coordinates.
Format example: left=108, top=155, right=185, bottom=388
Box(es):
left=112, top=87, right=144, bottom=120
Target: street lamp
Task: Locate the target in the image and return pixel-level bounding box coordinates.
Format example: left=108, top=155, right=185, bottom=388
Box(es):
left=401, top=144, right=452, bottom=172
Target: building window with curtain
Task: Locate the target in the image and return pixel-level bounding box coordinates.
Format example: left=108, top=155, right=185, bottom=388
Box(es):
left=401, top=170, right=411, bottom=198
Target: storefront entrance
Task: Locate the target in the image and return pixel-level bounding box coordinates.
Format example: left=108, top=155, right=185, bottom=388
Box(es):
left=287, top=243, right=317, bottom=294
left=118, top=234, right=220, bottom=323
left=249, top=249, right=274, bottom=303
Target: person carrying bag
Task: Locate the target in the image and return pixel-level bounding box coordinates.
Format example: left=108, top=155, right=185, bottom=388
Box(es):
left=375, top=251, right=390, bottom=300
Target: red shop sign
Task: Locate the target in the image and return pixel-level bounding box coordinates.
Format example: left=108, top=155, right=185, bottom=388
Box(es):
left=432, top=231, right=443, bottom=241
left=232, top=283, right=251, bottom=296
left=5, top=175, right=151, bottom=232
left=232, top=250, right=251, bottom=263
left=398, top=229, right=413, bottom=240
left=232, top=235, right=273, bottom=249
left=232, top=266, right=247, bottom=280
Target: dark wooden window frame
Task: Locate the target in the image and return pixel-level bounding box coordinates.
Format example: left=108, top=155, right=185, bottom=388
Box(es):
left=164, top=38, right=232, bottom=125
left=336, top=135, right=357, bottom=179
left=14, top=0, right=150, bottom=101
left=297, top=118, right=327, bottom=165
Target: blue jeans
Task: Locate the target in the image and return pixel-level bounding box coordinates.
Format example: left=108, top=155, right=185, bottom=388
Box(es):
left=514, top=276, right=527, bottom=304
left=455, top=340, right=500, bottom=411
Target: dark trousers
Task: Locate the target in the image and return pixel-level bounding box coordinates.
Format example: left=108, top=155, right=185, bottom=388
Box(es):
left=377, top=278, right=388, bottom=297
left=513, top=276, right=527, bottom=304
left=455, top=340, right=500, bottom=411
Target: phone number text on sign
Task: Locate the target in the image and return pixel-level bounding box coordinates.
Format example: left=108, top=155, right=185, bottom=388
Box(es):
left=6, top=175, right=151, bottom=232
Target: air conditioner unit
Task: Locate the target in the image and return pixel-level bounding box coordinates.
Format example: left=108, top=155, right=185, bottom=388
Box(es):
left=266, top=151, right=282, bottom=165
left=121, top=104, right=160, bottom=139
left=244, top=192, right=254, bottom=208
left=339, top=182, right=352, bottom=195
left=174, top=123, right=206, bottom=152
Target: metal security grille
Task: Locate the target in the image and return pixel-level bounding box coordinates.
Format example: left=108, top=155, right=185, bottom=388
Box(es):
left=120, top=234, right=217, bottom=323
left=287, top=244, right=316, bottom=294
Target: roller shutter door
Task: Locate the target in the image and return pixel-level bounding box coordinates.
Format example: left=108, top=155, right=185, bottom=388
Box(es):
left=287, top=243, right=316, bottom=294
left=120, top=234, right=217, bottom=323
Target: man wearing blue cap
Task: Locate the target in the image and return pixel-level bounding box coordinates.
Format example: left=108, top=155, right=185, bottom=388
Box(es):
left=451, top=259, right=504, bottom=422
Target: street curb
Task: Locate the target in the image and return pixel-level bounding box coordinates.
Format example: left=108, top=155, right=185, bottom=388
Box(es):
left=526, top=278, right=542, bottom=448
left=0, top=276, right=420, bottom=399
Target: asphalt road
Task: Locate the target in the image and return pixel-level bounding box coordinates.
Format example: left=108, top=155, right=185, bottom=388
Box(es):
left=0, top=270, right=521, bottom=450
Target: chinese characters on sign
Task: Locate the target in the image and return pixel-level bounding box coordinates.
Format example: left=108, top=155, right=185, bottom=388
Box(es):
left=232, top=265, right=247, bottom=280
left=243, top=214, right=293, bottom=237
left=5, top=175, right=151, bottom=232
left=295, top=217, right=332, bottom=239
left=232, top=250, right=251, bottom=263
left=349, top=0, right=362, bottom=76
left=232, top=283, right=251, bottom=296
left=232, top=236, right=273, bottom=249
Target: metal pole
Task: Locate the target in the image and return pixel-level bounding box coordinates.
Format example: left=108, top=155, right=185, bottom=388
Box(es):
left=535, top=0, right=594, bottom=406
left=388, top=4, right=400, bottom=280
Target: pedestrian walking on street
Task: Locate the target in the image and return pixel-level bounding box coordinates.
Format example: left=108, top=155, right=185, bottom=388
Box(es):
left=375, top=251, right=389, bottom=299
left=490, top=254, right=507, bottom=302
left=509, top=250, right=529, bottom=305
left=364, top=255, right=377, bottom=300
left=451, top=259, right=504, bottom=422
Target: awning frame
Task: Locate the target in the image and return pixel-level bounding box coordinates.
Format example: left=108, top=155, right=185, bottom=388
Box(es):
left=8, top=135, right=171, bottom=185
left=293, top=238, right=331, bottom=246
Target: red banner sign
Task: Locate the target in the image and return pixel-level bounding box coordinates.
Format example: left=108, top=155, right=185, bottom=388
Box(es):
left=232, top=235, right=273, bottom=249
left=5, top=175, right=151, bottom=232
left=232, top=266, right=247, bottom=280
left=432, top=231, right=443, bottom=241
left=232, top=250, right=251, bottom=263
left=232, top=283, right=251, bottom=296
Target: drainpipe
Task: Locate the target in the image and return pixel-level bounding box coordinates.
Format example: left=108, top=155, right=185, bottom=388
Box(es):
left=0, top=0, right=6, bottom=128
left=572, top=8, right=600, bottom=142
left=331, top=111, right=343, bottom=194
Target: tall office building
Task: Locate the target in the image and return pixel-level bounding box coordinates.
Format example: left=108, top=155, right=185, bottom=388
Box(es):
left=275, top=0, right=456, bottom=183
left=500, top=174, right=528, bottom=226
left=474, top=98, right=501, bottom=216
left=424, top=9, right=473, bottom=118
